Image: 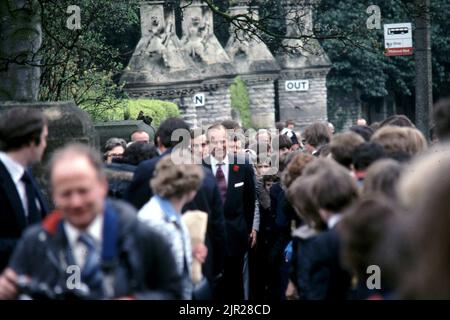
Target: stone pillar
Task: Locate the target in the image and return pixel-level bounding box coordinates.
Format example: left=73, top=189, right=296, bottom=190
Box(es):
left=225, top=1, right=280, bottom=129
left=276, top=0, right=331, bottom=130
left=180, top=0, right=236, bottom=126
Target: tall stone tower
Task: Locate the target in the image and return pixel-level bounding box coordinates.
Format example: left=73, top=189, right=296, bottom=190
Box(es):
left=276, top=0, right=331, bottom=129
left=225, top=1, right=280, bottom=128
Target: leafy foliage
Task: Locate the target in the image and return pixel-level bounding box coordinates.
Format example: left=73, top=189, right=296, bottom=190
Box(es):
left=230, top=77, right=252, bottom=128
left=93, top=99, right=180, bottom=128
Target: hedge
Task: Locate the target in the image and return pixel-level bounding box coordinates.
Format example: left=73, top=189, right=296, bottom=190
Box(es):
left=94, top=99, right=180, bottom=127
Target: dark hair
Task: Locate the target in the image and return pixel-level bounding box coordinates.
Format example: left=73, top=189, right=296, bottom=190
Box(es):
left=349, top=125, right=375, bottom=142
left=275, top=121, right=285, bottom=132
left=433, top=97, right=450, bottom=141
left=221, top=119, right=240, bottom=130
left=380, top=115, right=414, bottom=128
left=277, top=134, right=293, bottom=150
left=286, top=119, right=295, bottom=127
left=352, top=142, right=386, bottom=171
left=115, top=141, right=158, bottom=166
left=0, top=107, right=47, bottom=151
left=262, top=174, right=279, bottom=185
left=103, top=138, right=127, bottom=153
left=155, top=117, right=190, bottom=148
left=303, top=122, right=331, bottom=148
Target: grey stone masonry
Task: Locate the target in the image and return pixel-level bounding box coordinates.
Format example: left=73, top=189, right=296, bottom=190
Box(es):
left=225, top=2, right=280, bottom=129
left=278, top=68, right=329, bottom=130
left=276, top=0, right=331, bottom=129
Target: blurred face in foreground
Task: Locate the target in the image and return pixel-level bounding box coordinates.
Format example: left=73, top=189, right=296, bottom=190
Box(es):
left=51, top=155, right=108, bottom=230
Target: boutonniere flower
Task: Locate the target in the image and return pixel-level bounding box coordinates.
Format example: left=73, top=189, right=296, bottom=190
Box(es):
left=233, top=165, right=240, bottom=172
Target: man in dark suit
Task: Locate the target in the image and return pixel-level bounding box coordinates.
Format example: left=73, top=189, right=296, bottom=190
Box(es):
left=0, top=144, right=181, bottom=300
left=125, top=118, right=227, bottom=296
left=0, top=107, right=49, bottom=272
left=204, top=123, right=256, bottom=300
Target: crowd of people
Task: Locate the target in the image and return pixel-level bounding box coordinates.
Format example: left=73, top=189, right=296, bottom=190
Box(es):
left=0, top=97, right=449, bottom=300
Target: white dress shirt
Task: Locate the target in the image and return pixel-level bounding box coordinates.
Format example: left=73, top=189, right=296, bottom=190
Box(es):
left=0, top=152, right=28, bottom=217
left=327, top=214, right=343, bottom=230
left=64, top=214, right=104, bottom=267
left=210, top=154, right=229, bottom=184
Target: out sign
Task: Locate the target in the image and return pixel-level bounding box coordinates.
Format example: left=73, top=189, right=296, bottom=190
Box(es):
left=285, top=80, right=309, bottom=92
left=194, top=93, right=205, bottom=107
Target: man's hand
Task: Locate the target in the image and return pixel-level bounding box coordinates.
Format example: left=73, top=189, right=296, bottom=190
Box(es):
left=192, top=243, right=208, bottom=264
left=0, top=268, right=18, bottom=300
left=249, top=229, right=257, bottom=248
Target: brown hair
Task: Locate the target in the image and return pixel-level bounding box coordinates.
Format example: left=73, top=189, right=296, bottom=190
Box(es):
left=398, top=154, right=450, bottom=298
left=363, top=159, right=403, bottom=200
left=287, top=175, right=327, bottom=230
left=303, top=122, right=331, bottom=148
left=313, top=167, right=359, bottom=213
left=380, top=115, right=414, bottom=128
left=340, top=196, right=399, bottom=279
left=0, top=107, right=47, bottom=152
left=433, top=97, right=450, bottom=141
left=330, top=132, right=365, bottom=168
left=151, top=155, right=204, bottom=199
left=282, top=153, right=316, bottom=188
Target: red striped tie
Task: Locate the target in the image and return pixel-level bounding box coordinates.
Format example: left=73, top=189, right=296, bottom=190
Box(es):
left=216, top=163, right=227, bottom=203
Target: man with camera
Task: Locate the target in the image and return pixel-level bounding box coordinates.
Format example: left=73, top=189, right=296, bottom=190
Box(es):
left=0, top=144, right=182, bottom=300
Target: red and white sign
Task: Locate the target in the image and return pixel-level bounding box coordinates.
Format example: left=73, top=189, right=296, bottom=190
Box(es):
left=384, top=23, right=413, bottom=56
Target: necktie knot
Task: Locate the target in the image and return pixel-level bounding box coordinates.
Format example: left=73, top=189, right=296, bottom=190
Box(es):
left=78, top=233, right=96, bottom=251
left=21, top=171, right=31, bottom=184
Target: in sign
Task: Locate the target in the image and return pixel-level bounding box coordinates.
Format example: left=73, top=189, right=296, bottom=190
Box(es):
left=194, top=93, right=205, bottom=107
left=285, top=80, right=309, bottom=92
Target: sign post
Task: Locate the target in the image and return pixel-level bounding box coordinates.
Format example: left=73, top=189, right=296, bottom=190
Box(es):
left=384, top=23, right=413, bottom=56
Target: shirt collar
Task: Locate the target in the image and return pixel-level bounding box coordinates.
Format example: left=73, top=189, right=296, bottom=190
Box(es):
left=210, top=154, right=229, bottom=168
left=0, top=152, right=25, bottom=184
left=64, top=212, right=104, bottom=248
left=327, top=214, right=343, bottom=229
left=154, top=195, right=180, bottom=223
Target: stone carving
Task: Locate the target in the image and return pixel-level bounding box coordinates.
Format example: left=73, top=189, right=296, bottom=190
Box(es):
left=122, top=1, right=201, bottom=85
left=225, top=3, right=279, bottom=74
left=181, top=1, right=231, bottom=66
left=278, top=0, right=330, bottom=69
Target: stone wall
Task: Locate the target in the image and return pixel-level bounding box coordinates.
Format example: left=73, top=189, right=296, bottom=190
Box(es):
left=277, top=67, right=330, bottom=130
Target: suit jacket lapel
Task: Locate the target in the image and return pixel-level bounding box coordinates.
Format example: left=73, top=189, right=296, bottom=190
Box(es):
left=226, top=154, right=240, bottom=197
left=28, top=170, right=49, bottom=216
left=0, top=160, right=27, bottom=230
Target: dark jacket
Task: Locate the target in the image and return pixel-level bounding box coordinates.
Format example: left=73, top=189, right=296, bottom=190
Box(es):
left=301, top=226, right=352, bottom=300
left=8, top=199, right=182, bottom=299
left=105, top=162, right=136, bottom=200
left=125, top=151, right=227, bottom=281
left=204, top=154, right=256, bottom=258
left=0, top=161, right=48, bottom=272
